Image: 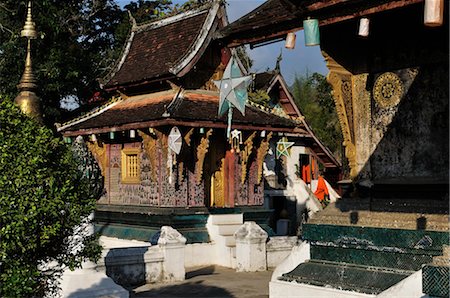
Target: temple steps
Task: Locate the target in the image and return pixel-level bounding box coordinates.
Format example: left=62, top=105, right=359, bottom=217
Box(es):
left=280, top=215, right=449, bottom=295
left=206, top=214, right=243, bottom=268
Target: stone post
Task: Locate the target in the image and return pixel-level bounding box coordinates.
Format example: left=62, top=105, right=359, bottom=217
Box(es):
left=158, top=226, right=187, bottom=282
left=234, top=221, right=268, bottom=272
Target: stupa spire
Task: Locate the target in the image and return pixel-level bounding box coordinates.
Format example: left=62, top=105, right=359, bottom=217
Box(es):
left=15, top=1, right=42, bottom=122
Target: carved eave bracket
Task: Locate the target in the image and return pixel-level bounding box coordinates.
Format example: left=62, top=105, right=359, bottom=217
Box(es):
left=240, top=132, right=256, bottom=184
left=195, top=129, right=213, bottom=185
left=256, top=132, right=273, bottom=184
left=86, top=140, right=107, bottom=176
left=322, top=51, right=358, bottom=178
left=139, top=130, right=158, bottom=182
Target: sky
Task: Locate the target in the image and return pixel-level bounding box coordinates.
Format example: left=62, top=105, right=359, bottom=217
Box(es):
left=115, top=0, right=328, bottom=85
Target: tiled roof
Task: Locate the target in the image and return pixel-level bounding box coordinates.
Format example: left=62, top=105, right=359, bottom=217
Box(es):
left=217, top=0, right=297, bottom=44
left=102, top=3, right=220, bottom=89
left=58, top=90, right=300, bottom=133
left=253, top=71, right=277, bottom=91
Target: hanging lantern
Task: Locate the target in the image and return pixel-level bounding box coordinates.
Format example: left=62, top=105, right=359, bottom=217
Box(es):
left=109, top=131, right=115, bottom=140
left=260, top=130, right=266, bottom=138
left=230, top=129, right=242, bottom=153
left=90, top=134, right=97, bottom=142
left=129, top=129, right=136, bottom=139
left=168, top=126, right=182, bottom=155
left=149, top=127, right=155, bottom=135
left=285, top=32, right=296, bottom=49
left=303, top=18, right=320, bottom=46
left=64, top=136, right=72, bottom=144
left=424, top=0, right=444, bottom=27
left=358, top=18, right=370, bottom=37
left=199, top=127, right=205, bottom=134
left=276, top=137, right=294, bottom=158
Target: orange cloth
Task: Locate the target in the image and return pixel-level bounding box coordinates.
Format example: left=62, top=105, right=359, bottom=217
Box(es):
left=302, top=165, right=311, bottom=183
left=314, top=176, right=329, bottom=201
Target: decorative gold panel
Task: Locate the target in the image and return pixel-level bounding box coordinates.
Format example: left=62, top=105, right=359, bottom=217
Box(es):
left=256, top=132, right=273, bottom=184
left=195, top=129, right=213, bottom=184
left=139, top=131, right=157, bottom=182
left=373, top=72, right=404, bottom=108
left=87, top=140, right=107, bottom=176
left=323, top=51, right=358, bottom=178
left=240, top=132, right=256, bottom=184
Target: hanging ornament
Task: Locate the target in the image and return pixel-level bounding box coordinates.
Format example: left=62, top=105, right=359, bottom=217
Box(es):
left=167, top=149, right=174, bottom=184
left=276, top=137, right=294, bottom=158
left=64, top=136, right=72, bottom=144
left=129, top=129, right=136, bottom=139
left=109, top=131, right=115, bottom=140
left=90, top=134, right=97, bottom=142
left=230, top=129, right=242, bottom=153
left=358, top=18, right=370, bottom=37
left=303, top=18, right=320, bottom=46
left=285, top=32, right=296, bottom=49
left=424, top=0, right=444, bottom=27
left=213, top=56, right=252, bottom=139
left=168, top=126, right=182, bottom=154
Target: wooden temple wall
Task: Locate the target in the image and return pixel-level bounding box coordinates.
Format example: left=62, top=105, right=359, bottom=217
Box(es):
left=99, top=140, right=263, bottom=208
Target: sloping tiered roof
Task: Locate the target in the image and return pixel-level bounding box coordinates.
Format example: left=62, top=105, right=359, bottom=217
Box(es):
left=101, top=1, right=223, bottom=90
left=253, top=70, right=341, bottom=168
left=58, top=89, right=303, bottom=136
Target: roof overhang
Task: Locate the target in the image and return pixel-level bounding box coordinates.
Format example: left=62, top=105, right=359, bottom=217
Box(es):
left=219, top=0, right=423, bottom=48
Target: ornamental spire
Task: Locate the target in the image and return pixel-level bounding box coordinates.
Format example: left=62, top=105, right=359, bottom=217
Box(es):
left=15, top=1, right=42, bottom=122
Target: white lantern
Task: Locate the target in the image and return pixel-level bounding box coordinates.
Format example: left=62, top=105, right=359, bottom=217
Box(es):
left=129, top=129, right=136, bottom=138
left=358, top=18, right=370, bottom=37
left=424, top=0, right=444, bottom=27
left=285, top=32, right=296, bottom=49
left=168, top=126, right=182, bottom=155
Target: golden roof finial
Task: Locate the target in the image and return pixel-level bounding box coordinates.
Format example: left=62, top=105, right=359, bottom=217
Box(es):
left=15, top=1, right=42, bottom=122
left=21, top=1, right=37, bottom=39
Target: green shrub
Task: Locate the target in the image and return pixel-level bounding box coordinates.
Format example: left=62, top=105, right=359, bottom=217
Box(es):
left=0, top=99, right=102, bottom=297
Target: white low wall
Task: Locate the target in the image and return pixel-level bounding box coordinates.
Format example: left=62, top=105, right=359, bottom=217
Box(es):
left=184, top=242, right=215, bottom=267
left=266, top=236, right=299, bottom=268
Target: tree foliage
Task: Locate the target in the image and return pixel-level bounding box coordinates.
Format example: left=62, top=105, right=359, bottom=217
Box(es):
left=291, top=72, right=343, bottom=158
left=0, top=1, right=214, bottom=124
left=0, top=98, right=102, bottom=297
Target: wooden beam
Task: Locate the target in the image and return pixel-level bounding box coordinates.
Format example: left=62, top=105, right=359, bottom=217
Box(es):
left=62, top=118, right=308, bottom=137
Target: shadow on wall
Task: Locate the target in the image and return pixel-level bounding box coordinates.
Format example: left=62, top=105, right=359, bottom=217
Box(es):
left=340, top=63, right=449, bottom=215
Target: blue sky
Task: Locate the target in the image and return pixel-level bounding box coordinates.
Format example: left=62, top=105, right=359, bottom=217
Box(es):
left=115, top=0, right=327, bottom=85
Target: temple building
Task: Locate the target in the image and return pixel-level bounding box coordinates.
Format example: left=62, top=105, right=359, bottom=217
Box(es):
left=219, top=0, right=449, bottom=296
left=58, top=1, right=340, bottom=245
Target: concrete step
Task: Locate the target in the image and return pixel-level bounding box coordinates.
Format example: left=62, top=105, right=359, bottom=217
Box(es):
left=210, top=224, right=242, bottom=236
left=209, top=214, right=243, bottom=225
left=224, top=235, right=236, bottom=247
left=280, top=260, right=412, bottom=295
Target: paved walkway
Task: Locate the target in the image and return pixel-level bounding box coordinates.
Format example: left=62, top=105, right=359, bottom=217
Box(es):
left=131, top=266, right=273, bottom=298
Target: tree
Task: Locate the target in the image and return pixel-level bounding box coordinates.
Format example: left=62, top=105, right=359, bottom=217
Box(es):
left=0, top=98, right=102, bottom=297
left=0, top=0, right=128, bottom=124
left=291, top=72, right=344, bottom=160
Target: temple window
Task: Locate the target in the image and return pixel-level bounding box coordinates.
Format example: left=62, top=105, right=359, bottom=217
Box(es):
left=121, top=148, right=141, bottom=184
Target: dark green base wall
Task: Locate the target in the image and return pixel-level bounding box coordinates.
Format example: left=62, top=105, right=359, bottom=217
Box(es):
left=95, top=204, right=274, bottom=243
left=281, top=223, right=449, bottom=295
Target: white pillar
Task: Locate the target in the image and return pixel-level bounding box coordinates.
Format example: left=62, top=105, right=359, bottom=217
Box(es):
left=158, top=226, right=187, bottom=282
left=234, top=222, right=268, bottom=272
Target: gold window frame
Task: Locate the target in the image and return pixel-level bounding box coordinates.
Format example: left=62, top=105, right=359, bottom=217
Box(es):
left=121, top=148, right=141, bottom=184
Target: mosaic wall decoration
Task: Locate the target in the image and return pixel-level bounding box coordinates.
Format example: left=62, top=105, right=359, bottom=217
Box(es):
left=188, top=169, right=205, bottom=206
